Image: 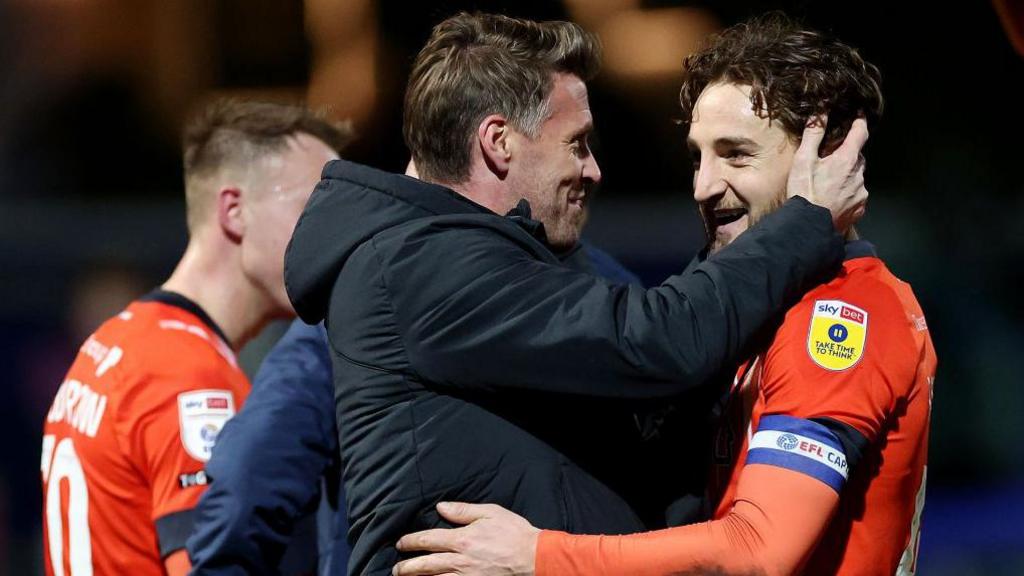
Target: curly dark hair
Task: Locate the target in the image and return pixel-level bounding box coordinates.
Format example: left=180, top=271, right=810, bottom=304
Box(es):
left=679, top=12, right=883, bottom=149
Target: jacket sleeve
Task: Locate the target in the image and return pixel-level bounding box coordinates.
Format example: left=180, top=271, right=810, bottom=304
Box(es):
left=386, top=197, right=842, bottom=399
left=187, top=320, right=336, bottom=575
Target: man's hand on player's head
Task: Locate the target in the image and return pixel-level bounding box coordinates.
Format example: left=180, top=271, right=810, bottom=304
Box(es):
left=393, top=502, right=539, bottom=576
left=788, top=115, right=869, bottom=234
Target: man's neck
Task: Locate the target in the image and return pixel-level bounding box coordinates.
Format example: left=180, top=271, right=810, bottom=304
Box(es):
left=444, top=174, right=515, bottom=216
left=161, top=236, right=272, bottom=350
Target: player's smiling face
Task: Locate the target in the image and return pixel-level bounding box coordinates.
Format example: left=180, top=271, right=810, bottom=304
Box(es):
left=687, top=82, right=799, bottom=253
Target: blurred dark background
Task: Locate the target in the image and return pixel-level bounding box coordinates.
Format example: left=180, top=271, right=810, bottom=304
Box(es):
left=2, top=1, right=1022, bottom=574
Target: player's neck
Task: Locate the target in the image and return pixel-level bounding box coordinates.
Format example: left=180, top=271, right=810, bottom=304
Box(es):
left=161, top=235, right=273, bottom=351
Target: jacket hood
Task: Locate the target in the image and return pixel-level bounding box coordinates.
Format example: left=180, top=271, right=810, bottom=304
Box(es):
left=284, top=159, right=494, bottom=324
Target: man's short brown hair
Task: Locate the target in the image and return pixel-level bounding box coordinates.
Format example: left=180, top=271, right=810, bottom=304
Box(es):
left=403, top=12, right=601, bottom=184
left=679, top=12, right=883, bottom=150
left=182, top=99, right=353, bottom=232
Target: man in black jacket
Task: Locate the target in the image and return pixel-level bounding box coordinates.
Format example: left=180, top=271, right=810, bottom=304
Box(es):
left=284, top=12, right=868, bottom=575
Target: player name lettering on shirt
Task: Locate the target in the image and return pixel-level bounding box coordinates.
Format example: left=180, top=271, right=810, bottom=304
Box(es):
left=46, top=378, right=108, bottom=438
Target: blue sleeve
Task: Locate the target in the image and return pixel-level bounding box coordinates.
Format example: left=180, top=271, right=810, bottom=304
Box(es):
left=581, top=242, right=644, bottom=286
left=187, top=320, right=336, bottom=575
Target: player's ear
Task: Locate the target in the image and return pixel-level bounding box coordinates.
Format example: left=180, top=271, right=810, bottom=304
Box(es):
left=477, top=114, right=512, bottom=178
left=216, top=187, right=244, bottom=243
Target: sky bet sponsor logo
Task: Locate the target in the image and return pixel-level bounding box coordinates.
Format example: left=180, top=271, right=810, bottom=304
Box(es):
left=816, top=303, right=840, bottom=315
left=815, top=303, right=866, bottom=325
left=840, top=306, right=865, bottom=324
left=808, top=299, right=868, bottom=371
left=182, top=395, right=231, bottom=413
left=178, top=390, right=235, bottom=462
left=207, top=397, right=229, bottom=410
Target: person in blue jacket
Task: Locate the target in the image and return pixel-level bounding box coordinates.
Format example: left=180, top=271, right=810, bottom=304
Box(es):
left=186, top=242, right=642, bottom=575
left=187, top=320, right=344, bottom=576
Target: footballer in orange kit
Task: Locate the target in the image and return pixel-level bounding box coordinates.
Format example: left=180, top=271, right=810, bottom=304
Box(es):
left=41, top=100, right=347, bottom=576
left=392, top=14, right=935, bottom=576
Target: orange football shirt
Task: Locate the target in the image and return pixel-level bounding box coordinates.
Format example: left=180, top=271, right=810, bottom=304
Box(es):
left=41, top=291, right=250, bottom=576
left=538, top=242, right=936, bottom=575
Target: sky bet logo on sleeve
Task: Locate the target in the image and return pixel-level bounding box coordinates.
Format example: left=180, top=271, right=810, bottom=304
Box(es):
left=807, top=299, right=868, bottom=371
left=178, top=390, right=235, bottom=462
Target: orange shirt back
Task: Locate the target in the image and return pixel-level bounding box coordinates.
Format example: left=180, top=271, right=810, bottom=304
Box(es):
left=41, top=291, right=250, bottom=576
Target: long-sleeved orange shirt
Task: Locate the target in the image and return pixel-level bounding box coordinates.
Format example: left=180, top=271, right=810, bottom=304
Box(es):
left=538, top=243, right=935, bottom=576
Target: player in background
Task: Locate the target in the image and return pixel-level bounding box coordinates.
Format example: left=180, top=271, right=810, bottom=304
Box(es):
left=392, top=13, right=936, bottom=576
left=40, top=99, right=348, bottom=576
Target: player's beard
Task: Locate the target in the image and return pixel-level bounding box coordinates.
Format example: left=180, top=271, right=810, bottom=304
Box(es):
left=703, top=190, right=787, bottom=254
left=748, top=190, right=787, bottom=229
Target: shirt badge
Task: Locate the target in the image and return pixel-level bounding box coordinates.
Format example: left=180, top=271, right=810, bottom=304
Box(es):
left=807, top=299, right=868, bottom=371
left=177, top=390, right=235, bottom=462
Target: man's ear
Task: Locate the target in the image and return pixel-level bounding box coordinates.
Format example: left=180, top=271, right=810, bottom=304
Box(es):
left=477, top=114, right=512, bottom=177
left=216, top=187, right=244, bottom=243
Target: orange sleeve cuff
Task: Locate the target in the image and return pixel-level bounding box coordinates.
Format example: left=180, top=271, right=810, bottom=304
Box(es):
left=537, top=524, right=722, bottom=576
left=535, top=465, right=839, bottom=576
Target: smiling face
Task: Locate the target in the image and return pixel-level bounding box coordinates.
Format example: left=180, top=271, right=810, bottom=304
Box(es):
left=687, top=82, right=800, bottom=253
left=506, top=73, right=602, bottom=251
